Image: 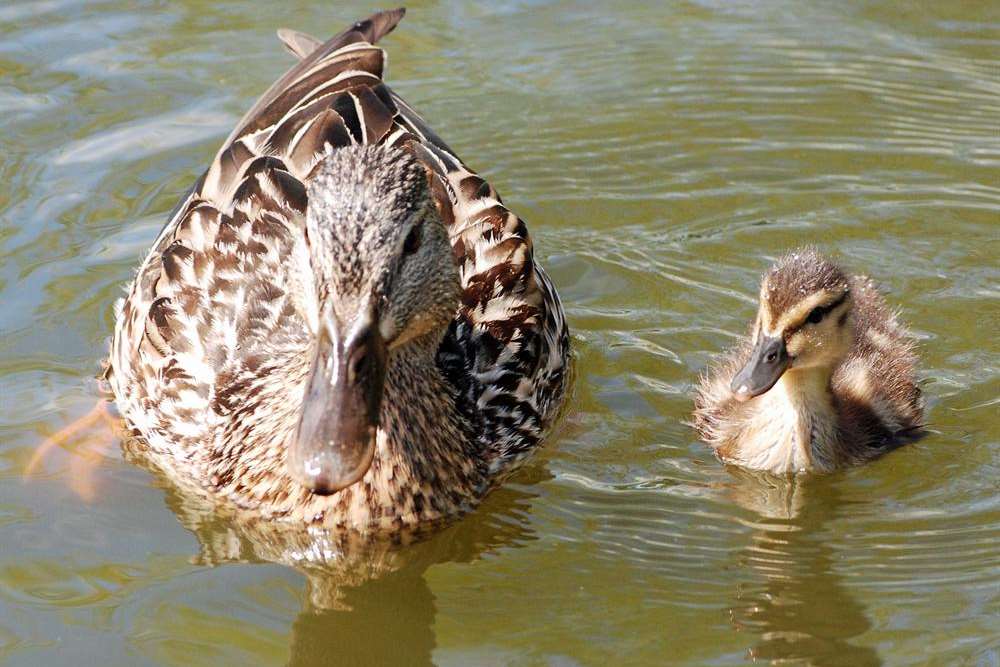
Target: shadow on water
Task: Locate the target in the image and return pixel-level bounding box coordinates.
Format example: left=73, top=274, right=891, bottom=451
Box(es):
left=286, top=566, right=437, bottom=667
left=134, top=438, right=548, bottom=667
left=724, top=469, right=880, bottom=667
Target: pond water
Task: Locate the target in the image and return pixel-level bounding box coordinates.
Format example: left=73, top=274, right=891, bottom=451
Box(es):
left=1, top=1, right=997, bottom=665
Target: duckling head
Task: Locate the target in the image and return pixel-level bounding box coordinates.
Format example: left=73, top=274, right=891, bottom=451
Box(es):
left=732, top=248, right=854, bottom=402
left=289, top=144, right=460, bottom=495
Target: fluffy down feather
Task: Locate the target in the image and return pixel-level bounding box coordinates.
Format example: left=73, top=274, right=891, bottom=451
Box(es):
left=692, top=248, right=922, bottom=473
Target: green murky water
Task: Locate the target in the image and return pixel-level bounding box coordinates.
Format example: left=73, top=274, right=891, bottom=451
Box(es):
left=1, top=1, right=998, bottom=665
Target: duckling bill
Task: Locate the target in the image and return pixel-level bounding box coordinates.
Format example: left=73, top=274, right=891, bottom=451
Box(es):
left=693, top=248, right=924, bottom=473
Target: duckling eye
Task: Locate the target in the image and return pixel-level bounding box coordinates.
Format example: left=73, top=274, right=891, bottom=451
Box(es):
left=806, top=307, right=825, bottom=324
left=402, top=225, right=422, bottom=256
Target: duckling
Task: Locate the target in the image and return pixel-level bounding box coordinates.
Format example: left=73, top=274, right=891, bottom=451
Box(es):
left=693, top=247, right=923, bottom=473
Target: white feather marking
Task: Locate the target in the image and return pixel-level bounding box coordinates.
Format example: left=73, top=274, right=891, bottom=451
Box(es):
left=289, top=44, right=381, bottom=86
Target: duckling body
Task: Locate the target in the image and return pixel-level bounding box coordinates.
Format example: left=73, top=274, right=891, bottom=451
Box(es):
left=693, top=248, right=923, bottom=473
left=108, top=10, right=569, bottom=530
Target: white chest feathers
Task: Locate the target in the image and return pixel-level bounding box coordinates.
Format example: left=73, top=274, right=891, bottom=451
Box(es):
left=729, top=370, right=840, bottom=474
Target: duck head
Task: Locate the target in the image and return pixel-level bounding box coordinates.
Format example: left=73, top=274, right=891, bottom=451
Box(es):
left=289, top=144, right=460, bottom=495
left=732, top=248, right=855, bottom=402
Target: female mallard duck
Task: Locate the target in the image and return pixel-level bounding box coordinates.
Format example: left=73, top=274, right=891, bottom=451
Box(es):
left=693, top=247, right=923, bottom=473
left=107, top=9, right=569, bottom=530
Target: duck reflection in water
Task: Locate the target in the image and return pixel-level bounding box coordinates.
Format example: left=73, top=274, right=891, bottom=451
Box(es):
left=724, top=468, right=880, bottom=666
left=129, top=436, right=547, bottom=667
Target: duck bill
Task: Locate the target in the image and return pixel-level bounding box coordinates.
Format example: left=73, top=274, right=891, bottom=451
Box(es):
left=730, top=334, right=790, bottom=402
left=289, top=311, right=386, bottom=496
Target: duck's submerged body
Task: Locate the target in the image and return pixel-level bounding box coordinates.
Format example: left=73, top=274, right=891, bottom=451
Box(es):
left=109, top=10, right=569, bottom=530
left=694, top=249, right=923, bottom=474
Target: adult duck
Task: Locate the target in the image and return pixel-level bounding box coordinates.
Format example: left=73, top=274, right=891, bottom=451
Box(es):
left=107, top=9, right=569, bottom=530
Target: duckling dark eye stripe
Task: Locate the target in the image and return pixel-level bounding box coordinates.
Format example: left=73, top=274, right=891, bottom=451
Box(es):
left=787, top=290, right=850, bottom=335
left=822, top=290, right=850, bottom=317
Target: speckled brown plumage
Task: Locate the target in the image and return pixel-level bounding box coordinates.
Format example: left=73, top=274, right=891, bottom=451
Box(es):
left=692, top=247, right=923, bottom=473
left=761, top=251, right=850, bottom=326
left=108, top=9, right=569, bottom=530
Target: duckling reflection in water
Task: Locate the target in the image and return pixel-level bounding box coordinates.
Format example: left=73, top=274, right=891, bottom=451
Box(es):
left=693, top=248, right=923, bottom=473
left=723, top=469, right=881, bottom=666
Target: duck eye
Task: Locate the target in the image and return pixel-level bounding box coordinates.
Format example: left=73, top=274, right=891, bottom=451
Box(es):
left=806, top=307, right=825, bottom=324
left=402, top=225, right=422, bottom=256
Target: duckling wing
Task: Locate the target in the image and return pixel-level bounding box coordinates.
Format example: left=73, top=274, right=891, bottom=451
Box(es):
left=833, top=276, right=924, bottom=441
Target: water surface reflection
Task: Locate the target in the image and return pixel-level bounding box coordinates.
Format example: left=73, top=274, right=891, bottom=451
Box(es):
left=726, top=470, right=880, bottom=666
left=143, top=445, right=547, bottom=667
left=1, top=0, right=997, bottom=664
